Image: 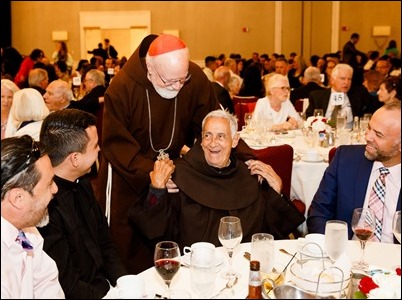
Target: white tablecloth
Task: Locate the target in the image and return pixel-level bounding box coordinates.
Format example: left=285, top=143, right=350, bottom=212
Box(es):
left=104, top=240, right=400, bottom=299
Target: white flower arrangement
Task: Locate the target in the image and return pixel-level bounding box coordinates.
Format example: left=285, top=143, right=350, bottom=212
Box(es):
left=367, top=273, right=401, bottom=299
left=304, top=116, right=330, bottom=132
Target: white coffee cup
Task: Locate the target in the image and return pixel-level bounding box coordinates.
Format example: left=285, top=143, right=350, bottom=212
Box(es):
left=116, top=274, right=145, bottom=299
left=251, top=233, right=275, bottom=274
left=183, top=242, right=215, bottom=257
left=305, top=149, right=320, bottom=161
left=304, top=233, right=326, bottom=254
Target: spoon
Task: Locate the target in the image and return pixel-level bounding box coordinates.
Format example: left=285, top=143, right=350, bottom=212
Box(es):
left=211, top=275, right=238, bottom=298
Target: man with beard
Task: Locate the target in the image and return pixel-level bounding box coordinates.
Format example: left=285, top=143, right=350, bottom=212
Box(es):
left=96, top=34, right=225, bottom=274
left=1, top=135, right=64, bottom=298
left=307, top=101, right=401, bottom=243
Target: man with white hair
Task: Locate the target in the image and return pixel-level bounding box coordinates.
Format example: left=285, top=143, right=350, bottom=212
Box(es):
left=290, top=66, right=326, bottom=105
left=43, top=79, right=101, bottom=115
left=96, top=34, right=226, bottom=274
left=305, top=63, right=371, bottom=128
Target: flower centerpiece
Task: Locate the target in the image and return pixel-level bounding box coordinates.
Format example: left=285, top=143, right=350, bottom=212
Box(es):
left=354, top=268, right=401, bottom=299
left=304, top=116, right=331, bottom=132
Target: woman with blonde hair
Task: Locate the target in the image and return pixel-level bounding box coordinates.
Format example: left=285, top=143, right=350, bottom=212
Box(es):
left=1, top=79, right=20, bottom=139
left=252, top=74, right=302, bottom=132
left=10, top=88, right=50, bottom=141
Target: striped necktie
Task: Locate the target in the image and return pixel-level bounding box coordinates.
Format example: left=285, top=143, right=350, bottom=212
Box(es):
left=16, top=230, right=33, bottom=251
left=368, top=167, right=390, bottom=242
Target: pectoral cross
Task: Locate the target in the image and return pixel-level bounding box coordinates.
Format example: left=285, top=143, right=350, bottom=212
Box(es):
left=157, top=150, right=169, bottom=161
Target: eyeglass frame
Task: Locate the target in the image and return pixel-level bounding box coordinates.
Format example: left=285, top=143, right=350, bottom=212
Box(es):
left=152, top=66, right=191, bottom=86
left=274, top=86, right=291, bottom=92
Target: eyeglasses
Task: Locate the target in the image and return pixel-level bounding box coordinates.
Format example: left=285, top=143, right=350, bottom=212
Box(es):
left=153, top=66, right=191, bottom=86
left=275, top=86, right=291, bottom=92
left=13, top=138, right=41, bottom=176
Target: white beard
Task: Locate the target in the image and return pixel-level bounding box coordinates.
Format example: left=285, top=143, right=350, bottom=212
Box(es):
left=153, top=84, right=179, bottom=99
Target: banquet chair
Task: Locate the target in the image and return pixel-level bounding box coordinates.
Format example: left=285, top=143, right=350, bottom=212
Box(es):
left=295, top=99, right=304, bottom=113
left=328, top=146, right=337, bottom=164
left=233, top=96, right=258, bottom=131
left=251, top=144, right=306, bottom=216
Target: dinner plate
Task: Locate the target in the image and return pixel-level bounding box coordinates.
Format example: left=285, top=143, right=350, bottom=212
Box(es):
left=182, top=250, right=225, bottom=267
left=301, top=155, right=323, bottom=163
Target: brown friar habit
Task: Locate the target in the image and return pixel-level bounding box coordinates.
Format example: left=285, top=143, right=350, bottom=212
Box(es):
left=130, top=140, right=306, bottom=250
left=96, top=34, right=220, bottom=274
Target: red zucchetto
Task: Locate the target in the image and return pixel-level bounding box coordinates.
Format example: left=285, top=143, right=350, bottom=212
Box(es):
left=148, top=34, right=187, bottom=56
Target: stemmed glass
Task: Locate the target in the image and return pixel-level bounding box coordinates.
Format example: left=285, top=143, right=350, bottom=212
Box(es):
left=392, top=210, right=401, bottom=243
left=154, top=241, right=181, bottom=298
left=325, top=220, right=348, bottom=263
left=218, top=216, right=243, bottom=279
left=351, top=208, right=375, bottom=270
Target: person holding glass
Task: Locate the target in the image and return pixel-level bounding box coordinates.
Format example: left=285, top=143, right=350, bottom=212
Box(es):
left=252, top=74, right=303, bottom=132
left=305, top=63, right=371, bottom=129
left=307, top=101, right=401, bottom=244
left=130, top=109, right=305, bottom=251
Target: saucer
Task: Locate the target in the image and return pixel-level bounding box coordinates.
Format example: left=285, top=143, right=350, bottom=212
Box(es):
left=182, top=250, right=225, bottom=267
left=301, top=155, right=323, bottom=163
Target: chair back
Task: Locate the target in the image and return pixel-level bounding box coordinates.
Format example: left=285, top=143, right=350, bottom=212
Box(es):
left=295, top=99, right=304, bottom=112
left=251, top=144, right=293, bottom=198
left=233, top=96, right=258, bottom=131
left=328, top=146, right=337, bottom=164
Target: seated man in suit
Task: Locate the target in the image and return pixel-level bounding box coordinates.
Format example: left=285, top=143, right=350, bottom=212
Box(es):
left=305, top=63, right=371, bottom=129
left=130, top=109, right=305, bottom=249
left=307, top=101, right=401, bottom=243
left=212, top=66, right=235, bottom=114
left=290, top=66, right=326, bottom=105
left=38, top=109, right=128, bottom=298
left=43, top=79, right=102, bottom=116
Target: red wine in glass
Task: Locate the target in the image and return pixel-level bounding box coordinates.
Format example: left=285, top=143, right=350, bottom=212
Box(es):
left=154, top=259, right=180, bottom=281
left=154, top=241, right=181, bottom=298
left=351, top=207, right=375, bottom=270
left=353, top=228, right=374, bottom=241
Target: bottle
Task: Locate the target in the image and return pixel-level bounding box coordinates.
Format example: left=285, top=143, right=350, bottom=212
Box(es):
left=246, top=260, right=262, bottom=299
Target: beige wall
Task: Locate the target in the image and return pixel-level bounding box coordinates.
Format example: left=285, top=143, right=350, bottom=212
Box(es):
left=11, top=1, right=401, bottom=67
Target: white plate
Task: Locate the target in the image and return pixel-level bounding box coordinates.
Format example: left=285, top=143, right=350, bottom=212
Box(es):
left=301, top=155, right=323, bottom=163
left=182, top=250, right=225, bottom=267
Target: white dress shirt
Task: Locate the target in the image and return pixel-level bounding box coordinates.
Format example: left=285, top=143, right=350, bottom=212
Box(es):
left=1, top=217, right=65, bottom=299
left=360, top=162, right=401, bottom=243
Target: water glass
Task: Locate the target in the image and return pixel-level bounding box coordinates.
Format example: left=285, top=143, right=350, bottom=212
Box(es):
left=313, top=109, right=324, bottom=117
left=251, top=233, right=275, bottom=275
left=190, top=246, right=216, bottom=298
left=325, top=220, right=348, bottom=263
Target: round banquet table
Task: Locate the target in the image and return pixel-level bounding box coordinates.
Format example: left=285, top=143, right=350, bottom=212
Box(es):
left=104, top=239, right=401, bottom=299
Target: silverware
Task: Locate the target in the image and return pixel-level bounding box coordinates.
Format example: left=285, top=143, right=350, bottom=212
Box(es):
left=211, top=275, right=238, bottom=298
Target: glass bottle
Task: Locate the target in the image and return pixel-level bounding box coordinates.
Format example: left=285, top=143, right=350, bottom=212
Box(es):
left=246, top=260, right=262, bottom=299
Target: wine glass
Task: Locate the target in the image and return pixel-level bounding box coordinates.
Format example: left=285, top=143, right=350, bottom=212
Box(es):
left=325, top=220, right=348, bottom=263
left=218, top=216, right=243, bottom=279
left=351, top=208, right=375, bottom=270
left=392, top=210, right=401, bottom=243
left=244, top=112, right=253, bottom=128
left=154, top=241, right=181, bottom=298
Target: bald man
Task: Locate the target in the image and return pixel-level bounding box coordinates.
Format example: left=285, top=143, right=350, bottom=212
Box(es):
left=96, top=34, right=220, bottom=274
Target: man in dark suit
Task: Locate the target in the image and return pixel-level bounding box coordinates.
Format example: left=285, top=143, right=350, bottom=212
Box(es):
left=290, top=66, right=326, bottom=105
left=212, top=66, right=235, bottom=114
left=305, top=63, right=371, bottom=128
left=307, top=101, right=401, bottom=243
left=38, top=109, right=128, bottom=298
left=342, top=32, right=365, bottom=69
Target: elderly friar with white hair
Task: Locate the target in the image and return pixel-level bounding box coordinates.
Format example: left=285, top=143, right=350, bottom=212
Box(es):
left=252, top=74, right=303, bottom=132
left=130, top=109, right=305, bottom=250
left=96, top=34, right=247, bottom=274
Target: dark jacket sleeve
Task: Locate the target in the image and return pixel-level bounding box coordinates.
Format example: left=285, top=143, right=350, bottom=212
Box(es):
left=261, top=182, right=306, bottom=239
